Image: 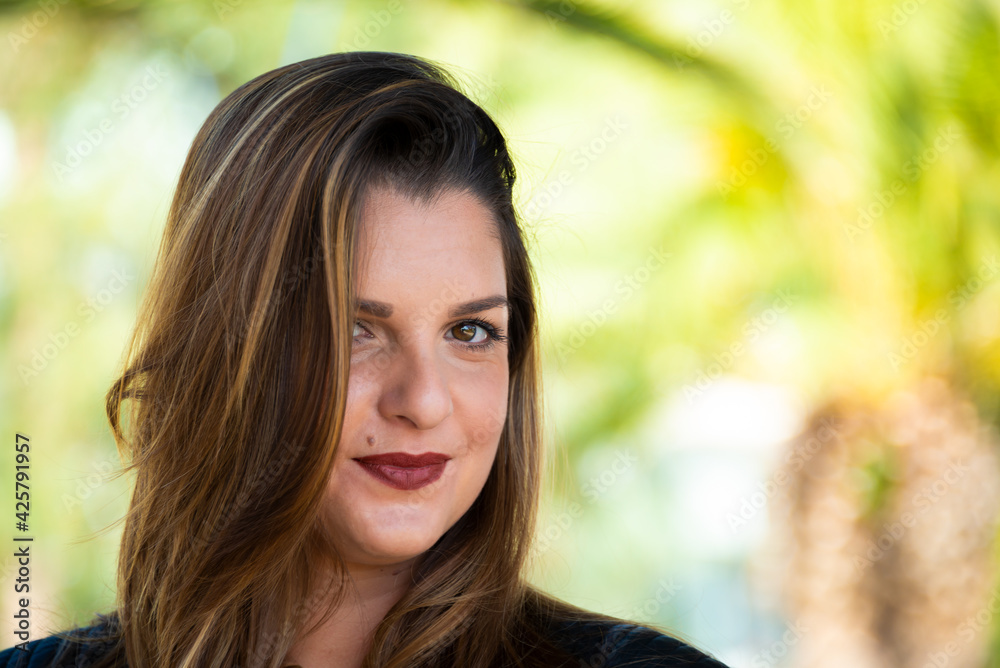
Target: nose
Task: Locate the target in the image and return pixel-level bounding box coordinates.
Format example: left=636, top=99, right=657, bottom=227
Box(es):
left=377, top=345, right=453, bottom=430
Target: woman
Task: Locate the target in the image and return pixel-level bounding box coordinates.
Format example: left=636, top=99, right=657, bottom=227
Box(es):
left=2, top=52, right=728, bottom=668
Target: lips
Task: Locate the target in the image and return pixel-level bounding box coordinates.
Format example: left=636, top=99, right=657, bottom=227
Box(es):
left=353, top=452, right=450, bottom=491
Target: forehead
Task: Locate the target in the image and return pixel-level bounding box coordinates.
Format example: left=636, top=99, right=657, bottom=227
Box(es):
left=354, top=187, right=506, bottom=304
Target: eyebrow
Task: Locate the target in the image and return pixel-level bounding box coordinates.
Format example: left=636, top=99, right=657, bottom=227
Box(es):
left=356, top=295, right=509, bottom=319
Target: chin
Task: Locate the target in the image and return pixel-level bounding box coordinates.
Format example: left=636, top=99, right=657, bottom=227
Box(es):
left=343, top=505, right=453, bottom=562
left=354, top=529, right=441, bottom=565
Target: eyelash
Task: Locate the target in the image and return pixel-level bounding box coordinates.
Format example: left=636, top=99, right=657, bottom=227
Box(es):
left=352, top=318, right=508, bottom=352
left=457, top=318, right=508, bottom=351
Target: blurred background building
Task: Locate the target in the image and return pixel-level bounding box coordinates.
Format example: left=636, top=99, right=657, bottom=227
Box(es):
left=2, top=1, right=1000, bottom=666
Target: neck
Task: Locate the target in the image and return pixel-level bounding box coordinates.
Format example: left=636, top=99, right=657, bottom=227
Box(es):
left=283, top=558, right=417, bottom=668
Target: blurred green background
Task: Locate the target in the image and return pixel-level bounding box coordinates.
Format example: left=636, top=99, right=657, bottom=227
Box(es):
left=3, top=0, right=1000, bottom=666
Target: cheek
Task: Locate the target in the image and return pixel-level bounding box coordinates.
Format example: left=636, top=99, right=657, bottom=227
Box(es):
left=340, top=357, right=384, bottom=428
left=455, top=362, right=509, bottom=459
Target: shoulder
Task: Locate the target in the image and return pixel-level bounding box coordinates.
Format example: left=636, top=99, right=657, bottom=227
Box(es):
left=549, top=618, right=731, bottom=668
left=0, top=613, right=124, bottom=668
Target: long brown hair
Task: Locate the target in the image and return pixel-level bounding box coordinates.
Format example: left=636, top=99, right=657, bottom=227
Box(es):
left=96, top=51, right=616, bottom=667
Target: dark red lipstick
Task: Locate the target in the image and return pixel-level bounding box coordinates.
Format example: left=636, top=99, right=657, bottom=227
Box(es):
left=353, top=452, right=450, bottom=491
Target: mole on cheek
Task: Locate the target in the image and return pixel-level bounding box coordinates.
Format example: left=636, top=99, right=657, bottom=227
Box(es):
left=367, top=435, right=375, bottom=446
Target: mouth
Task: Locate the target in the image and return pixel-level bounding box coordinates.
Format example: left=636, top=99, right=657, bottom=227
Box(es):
left=352, top=452, right=451, bottom=491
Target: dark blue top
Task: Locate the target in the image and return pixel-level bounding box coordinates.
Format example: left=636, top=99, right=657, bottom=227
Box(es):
left=1, top=614, right=121, bottom=667
left=548, top=619, right=730, bottom=667
left=1, top=614, right=730, bottom=667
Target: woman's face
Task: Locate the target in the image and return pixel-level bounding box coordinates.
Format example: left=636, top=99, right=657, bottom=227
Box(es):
left=321, top=186, right=509, bottom=568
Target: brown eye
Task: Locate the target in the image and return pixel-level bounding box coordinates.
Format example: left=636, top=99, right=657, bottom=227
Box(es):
left=452, top=323, right=478, bottom=342
left=446, top=320, right=504, bottom=348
